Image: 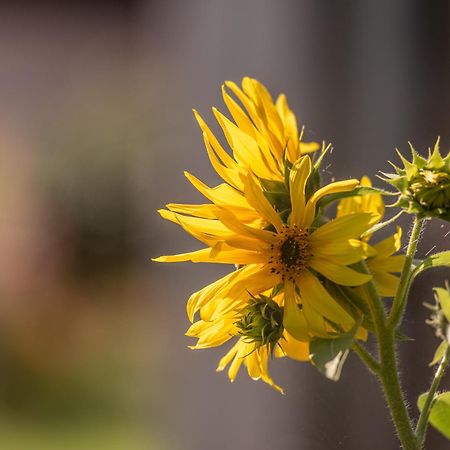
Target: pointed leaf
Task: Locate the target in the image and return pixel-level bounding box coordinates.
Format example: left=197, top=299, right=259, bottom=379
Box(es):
left=309, top=318, right=362, bottom=381
left=430, top=341, right=449, bottom=367
left=418, top=391, right=450, bottom=440
left=435, top=286, right=450, bottom=323
left=413, top=251, right=450, bottom=278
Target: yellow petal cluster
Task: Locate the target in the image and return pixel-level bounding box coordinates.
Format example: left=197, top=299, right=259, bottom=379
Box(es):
left=167, top=77, right=321, bottom=229
left=337, top=176, right=404, bottom=297
left=156, top=109, right=377, bottom=392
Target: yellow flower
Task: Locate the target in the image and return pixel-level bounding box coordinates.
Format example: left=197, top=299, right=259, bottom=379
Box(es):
left=337, top=176, right=404, bottom=297
left=166, top=77, right=321, bottom=227
left=187, top=290, right=308, bottom=394
left=155, top=156, right=376, bottom=389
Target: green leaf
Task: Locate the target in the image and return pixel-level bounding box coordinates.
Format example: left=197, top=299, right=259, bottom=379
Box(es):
left=430, top=341, right=449, bottom=367
left=418, top=391, right=450, bottom=440
left=435, top=286, right=450, bottom=323
left=324, top=282, right=374, bottom=332
left=309, top=319, right=361, bottom=381
left=317, top=186, right=387, bottom=209
left=394, top=330, right=414, bottom=342
left=414, top=251, right=450, bottom=277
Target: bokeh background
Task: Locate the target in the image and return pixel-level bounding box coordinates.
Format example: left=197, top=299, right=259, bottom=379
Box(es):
left=0, top=1, right=449, bottom=449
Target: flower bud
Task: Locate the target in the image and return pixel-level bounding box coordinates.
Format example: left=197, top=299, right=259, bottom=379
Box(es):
left=383, top=138, right=450, bottom=221
left=235, top=294, right=284, bottom=353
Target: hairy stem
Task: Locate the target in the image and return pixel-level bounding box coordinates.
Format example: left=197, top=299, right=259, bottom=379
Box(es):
left=353, top=341, right=380, bottom=374
left=377, top=326, right=420, bottom=450
left=360, top=263, right=419, bottom=449
left=389, top=217, right=425, bottom=328
left=415, top=345, right=450, bottom=447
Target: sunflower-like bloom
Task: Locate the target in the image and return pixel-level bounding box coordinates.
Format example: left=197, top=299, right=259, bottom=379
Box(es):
left=166, top=77, right=321, bottom=227
left=337, top=176, right=404, bottom=297
left=155, top=156, right=376, bottom=389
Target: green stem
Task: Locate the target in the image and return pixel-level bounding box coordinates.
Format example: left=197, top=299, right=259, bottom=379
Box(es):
left=360, top=263, right=419, bottom=449
left=377, top=326, right=420, bottom=450
left=389, top=217, right=425, bottom=328
left=353, top=341, right=380, bottom=374
left=415, top=345, right=450, bottom=447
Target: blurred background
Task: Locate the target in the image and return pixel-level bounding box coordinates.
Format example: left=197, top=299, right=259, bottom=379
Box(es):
left=0, top=1, right=448, bottom=449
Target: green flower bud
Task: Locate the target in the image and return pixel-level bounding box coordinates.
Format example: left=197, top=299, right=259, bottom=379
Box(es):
left=235, top=294, right=284, bottom=353
left=383, top=138, right=450, bottom=221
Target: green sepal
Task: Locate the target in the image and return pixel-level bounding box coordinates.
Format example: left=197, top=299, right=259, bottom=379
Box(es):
left=283, top=153, right=293, bottom=191
left=259, top=178, right=291, bottom=213
left=394, top=330, right=414, bottom=342
left=417, top=391, right=450, bottom=440
left=309, top=318, right=362, bottom=381
left=317, top=186, right=387, bottom=209
left=361, top=211, right=404, bottom=238
left=305, top=164, right=321, bottom=204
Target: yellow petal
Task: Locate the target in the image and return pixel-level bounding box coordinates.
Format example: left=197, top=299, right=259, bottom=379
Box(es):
left=373, top=272, right=400, bottom=297
left=213, top=108, right=272, bottom=178
left=224, top=80, right=260, bottom=128
left=158, top=209, right=230, bottom=244
left=166, top=203, right=216, bottom=219
left=244, top=175, right=284, bottom=232
left=368, top=255, right=405, bottom=273
left=227, top=341, right=248, bottom=382
left=289, top=156, right=312, bottom=226
left=217, top=340, right=241, bottom=372
left=310, top=239, right=367, bottom=265
left=275, top=94, right=299, bottom=162
left=245, top=351, right=262, bottom=380
left=213, top=205, right=276, bottom=244
left=297, top=271, right=353, bottom=325
left=186, top=268, right=246, bottom=321
left=299, top=141, right=321, bottom=154
left=308, top=257, right=372, bottom=286
left=282, top=281, right=309, bottom=341
left=187, top=316, right=236, bottom=349
left=200, top=266, right=278, bottom=321
left=221, top=84, right=256, bottom=138
left=193, top=109, right=236, bottom=168
left=309, top=212, right=375, bottom=243
left=154, top=246, right=267, bottom=265
left=202, top=132, right=243, bottom=190
left=373, top=226, right=402, bottom=257
left=337, top=176, right=385, bottom=221
left=184, top=172, right=250, bottom=209
left=301, top=179, right=360, bottom=228
left=278, top=331, right=309, bottom=361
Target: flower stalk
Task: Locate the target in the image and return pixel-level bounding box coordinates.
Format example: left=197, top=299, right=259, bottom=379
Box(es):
left=389, top=217, right=425, bottom=328
left=415, top=345, right=450, bottom=447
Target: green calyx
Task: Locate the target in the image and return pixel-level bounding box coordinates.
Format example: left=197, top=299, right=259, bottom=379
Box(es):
left=383, top=138, right=450, bottom=221
left=235, top=294, right=284, bottom=353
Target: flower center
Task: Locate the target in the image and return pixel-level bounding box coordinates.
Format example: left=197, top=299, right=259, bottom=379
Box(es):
left=269, top=225, right=311, bottom=281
